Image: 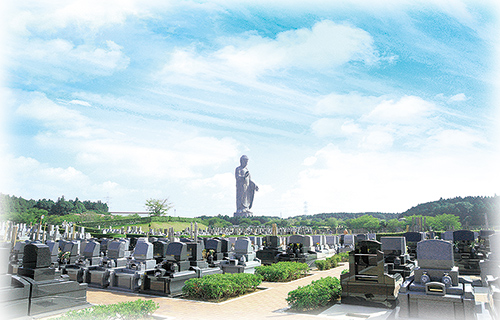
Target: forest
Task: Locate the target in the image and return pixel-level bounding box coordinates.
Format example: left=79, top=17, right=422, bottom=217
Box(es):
left=0, top=193, right=497, bottom=232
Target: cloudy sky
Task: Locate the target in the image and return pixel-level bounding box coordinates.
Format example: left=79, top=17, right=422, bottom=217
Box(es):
left=1, top=0, right=499, bottom=218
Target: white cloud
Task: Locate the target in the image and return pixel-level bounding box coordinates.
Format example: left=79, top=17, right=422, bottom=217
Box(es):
left=428, top=129, right=487, bottom=149
left=161, top=20, right=385, bottom=81
left=16, top=92, right=88, bottom=129
left=315, top=92, right=383, bottom=116
left=69, top=100, right=92, bottom=107
left=68, top=132, right=240, bottom=183
left=449, top=93, right=468, bottom=102
left=360, top=129, right=394, bottom=150
left=3, top=155, right=91, bottom=197
left=303, top=156, right=317, bottom=166
left=281, top=142, right=499, bottom=215
left=189, top=173, right=234, bottom=201
left=7, top=0, right=147, bottom=34
left=364, top=96, right=435, bottom=124
left=15, top=39, right=129, bottom=79
left=311, top=118, right=347, bottom=138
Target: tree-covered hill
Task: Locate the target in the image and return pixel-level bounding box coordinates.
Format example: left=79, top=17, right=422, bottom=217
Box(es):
left=294, top=212, right=398, bottom=221
left=400, top=196, right=498, bottom=227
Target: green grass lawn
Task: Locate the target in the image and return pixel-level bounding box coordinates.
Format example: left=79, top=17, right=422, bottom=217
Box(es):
left=113, top=221, right=208, bottom=232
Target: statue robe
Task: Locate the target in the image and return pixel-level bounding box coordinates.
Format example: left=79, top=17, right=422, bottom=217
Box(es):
left=235, top=165, right=256, bottom=212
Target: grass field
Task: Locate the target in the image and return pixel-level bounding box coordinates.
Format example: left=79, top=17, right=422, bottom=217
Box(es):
left=112, top=221, right=208, bottom=232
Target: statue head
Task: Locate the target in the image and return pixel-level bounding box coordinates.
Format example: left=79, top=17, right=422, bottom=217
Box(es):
left=240, top=155, right=249, bottom=166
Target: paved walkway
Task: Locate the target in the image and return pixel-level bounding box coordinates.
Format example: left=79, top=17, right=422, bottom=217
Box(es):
left=86, top=263, right=349, bottom=320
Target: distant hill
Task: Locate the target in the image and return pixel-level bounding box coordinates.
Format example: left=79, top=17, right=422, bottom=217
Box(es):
left=400, top=195, right=498, bottom=227
left=293, top=195, right=498, bottom=227
left=294, top=212, right=398, bottom=221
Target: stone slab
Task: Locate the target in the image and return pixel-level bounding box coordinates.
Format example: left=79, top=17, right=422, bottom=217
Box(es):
left=320, top=303, right=396, bottom=320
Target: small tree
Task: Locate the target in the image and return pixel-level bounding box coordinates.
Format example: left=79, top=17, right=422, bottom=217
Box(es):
left=145, top=198, right=173, bottom=216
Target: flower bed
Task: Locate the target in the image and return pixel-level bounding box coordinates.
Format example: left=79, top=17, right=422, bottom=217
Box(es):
left=255, top=261, right=309, bottom=282
left=286, top=276, right=341, bottom=311
left=182, top=273, right=262, bottom=302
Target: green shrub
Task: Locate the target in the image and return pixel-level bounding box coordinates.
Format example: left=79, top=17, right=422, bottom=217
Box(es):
left=182, top=273, right=262, bottom=302
left=336, top=252, right=349, bottom=262
left=315, top=260, right=329, bottom=270
left=315, top=254, right=346, bottom=271
left=255, top=262, right=309, bottom=282
left=287, top=276, right=341, bottom=311
left=53, top=299, right=159, bottom=320
left=341, top=269, right=349, bottom=274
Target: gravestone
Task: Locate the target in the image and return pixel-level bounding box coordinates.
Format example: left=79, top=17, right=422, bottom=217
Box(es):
left=85, top=240, right=128, bottom=288
left=153, top=240, right=169, bottom=263
left=256, top=235, right=283, bottom=265
left=340, top=240, right=403, bottom=308
left=220, top=237, right=261, bottom=274
left=46, top=240, right=60, bottom=267
left=8, top=241, right=29, bottom=274
left=452, top=230, right=482, bottom=275
left=276, top=234, right=318, bottom=267
left=404, top=232, right=425, bottom=260
left=399, top=239, right=476, bottom=320
left=16, top=243, right=89, bottom=316
left=108, top=240, right=156, bottom=292
left=380, top=237, right=414, bottom=279
left=205, top=238, right=223, bottom=262
left=140, top=241, right=197, bottom=296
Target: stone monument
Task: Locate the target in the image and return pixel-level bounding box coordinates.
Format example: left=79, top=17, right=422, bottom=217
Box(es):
left=398, top=239, right=478, bottom=320
left=234, top=155, right=258, bottom=218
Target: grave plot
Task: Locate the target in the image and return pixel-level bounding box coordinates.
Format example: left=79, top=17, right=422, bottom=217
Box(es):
left=399, top=239, right=484, bottom=320
left=340, top=239, right=403, bottom=308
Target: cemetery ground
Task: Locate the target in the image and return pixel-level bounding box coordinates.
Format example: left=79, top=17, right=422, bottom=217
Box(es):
left=80, top=263, right=349, bottom=320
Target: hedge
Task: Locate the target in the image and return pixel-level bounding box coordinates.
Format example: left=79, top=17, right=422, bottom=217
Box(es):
left=315, top=252, right=349, bottom=271
left=182, top=273, right=262, bottom=302
left=287, top=276, right=341, bottom=311
left=255, top=262, right=309, bottom=282
left=53, top=299, right=159, bottom=320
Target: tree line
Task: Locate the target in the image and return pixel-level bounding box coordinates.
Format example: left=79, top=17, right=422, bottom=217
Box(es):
left=0, top=193, right=109, bottom=225
left=0, top=193, right=497, bottom=231
left=400, top=196, right=498, bottom=228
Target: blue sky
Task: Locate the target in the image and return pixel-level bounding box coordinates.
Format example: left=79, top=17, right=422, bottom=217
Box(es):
left=1, top=0, right=499, bottom=218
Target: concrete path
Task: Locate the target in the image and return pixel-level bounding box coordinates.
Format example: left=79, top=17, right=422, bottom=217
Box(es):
left=86, top=264, right=349, bottom=320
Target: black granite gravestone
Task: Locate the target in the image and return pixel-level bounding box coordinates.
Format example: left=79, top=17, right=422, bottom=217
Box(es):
left=340, top=240, right=403, bottom=308
left=256, top=235, right=283, bottom=265
left=16, top=243, right=89, bottom=316
left=381, top=236, right=415, bottom=280
left=141, top=241, right=197, bottom=296
left=399, top=239, right=477, bottom=320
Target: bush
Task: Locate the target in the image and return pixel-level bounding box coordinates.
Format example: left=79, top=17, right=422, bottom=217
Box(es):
left=337, top=252, right=349, bottom=262
left=314, top=253, right=348, bottom=271
left=53, top=299, right=159, bottom=320
left=255, top=262, right=309, bottom=282
left=315, top=260, right=329, bottom=271
left=287, top=276, right=341, bottom=311
left=182, top=273, right=262, bottom=302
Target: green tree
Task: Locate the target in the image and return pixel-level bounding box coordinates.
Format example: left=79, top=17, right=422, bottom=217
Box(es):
left=428, top=214, right=461, bottom=231
left=325, top=217, right=339, bottom=229
left=9, top=208, right=47, bottom=224
left=239, top=218, right=253, bottom=227
left=145, top=198, right=173, bottom=216
left=70, top=197, right=86, bottom=213
left=50, top=196, right=74, bottom=216
left=205, top=217, right=232, bottom=228
left=346, top=215, right=380, bottom=232
left=386, top=218, right=404, bottom=232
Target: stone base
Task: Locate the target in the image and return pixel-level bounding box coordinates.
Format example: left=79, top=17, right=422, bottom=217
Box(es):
left=234, top=211, right=253, bottom=218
